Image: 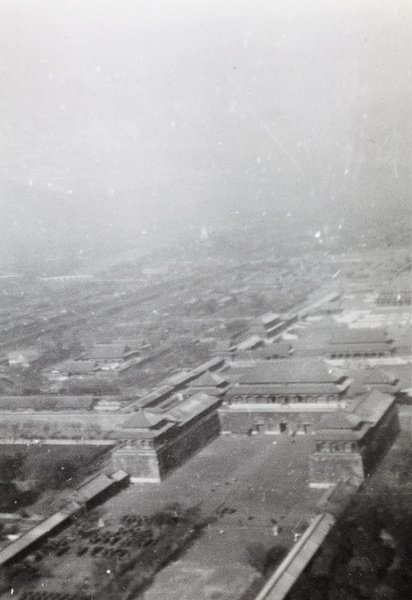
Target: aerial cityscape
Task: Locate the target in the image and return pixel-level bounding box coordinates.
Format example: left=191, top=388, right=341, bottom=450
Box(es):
left=0, top=1, right=411, bottom=599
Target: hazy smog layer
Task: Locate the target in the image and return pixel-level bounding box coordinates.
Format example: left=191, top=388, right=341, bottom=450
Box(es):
left=0, top=0, right=410, bottom=272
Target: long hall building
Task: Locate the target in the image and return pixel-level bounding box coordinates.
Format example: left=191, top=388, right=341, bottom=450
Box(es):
left=219, top=359, right=352, bottom=434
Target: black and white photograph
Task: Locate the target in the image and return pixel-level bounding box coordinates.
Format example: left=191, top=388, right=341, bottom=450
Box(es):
left=0, top=1, right=411, bottom=598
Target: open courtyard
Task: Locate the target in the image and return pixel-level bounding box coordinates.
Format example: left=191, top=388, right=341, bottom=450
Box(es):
left=102, top=433, right=323, bottom=600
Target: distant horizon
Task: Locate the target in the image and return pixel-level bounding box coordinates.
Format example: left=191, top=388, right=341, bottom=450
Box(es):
left=1, top=0, right=410, bottom=265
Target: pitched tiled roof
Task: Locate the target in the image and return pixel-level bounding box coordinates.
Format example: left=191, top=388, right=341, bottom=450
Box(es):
left=191, top=371, right=228, bottom=388
left=345, top=367, right=400, bottom=397
left=362, top=368, right=398, bottom=385
left=166, top=392, right=220, bottom=424
left=0, top=395, right=97, bottom=411
left=227, top=383, right=348, bottom=396
left=314, top=424, right=370, bottom=441
left=166, top=371, right=192, bottom=386
left=237, top=359, right=346, bottom=385
left=214, top=341, right=233, bottom=352
left=136, top=385, right=175, bottom=409
left=87, top=344, right=129, bottom=360
left=66, top=360, right=97, bottom=374
left=318, top=411, right=362, bottom=430
left=122, top=410, right=169, bottom=429
left=236, top=336, right=264, bottom=351
left=327, top=342, right=393, bottom=354
left=330, top=328, right=390, bottom=345
left=73, top=474, right=114, bottom=503
left=260, top=342, right=293, bottom=358
left=349, top=389, right=396, bottom=424
left=347, top=367, right=397, bottom=385
left=258, top=312, right=281, bottom=325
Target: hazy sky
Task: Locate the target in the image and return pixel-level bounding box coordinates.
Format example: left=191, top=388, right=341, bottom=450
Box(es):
left=0, top=0, right=410, bottom=264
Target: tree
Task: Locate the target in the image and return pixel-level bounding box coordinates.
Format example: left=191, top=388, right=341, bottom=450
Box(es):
left=244, top=543, right=287, bottom=576
left=20, top=451, right=88, bottom=491
left=0, top=453, right=25, bottom=482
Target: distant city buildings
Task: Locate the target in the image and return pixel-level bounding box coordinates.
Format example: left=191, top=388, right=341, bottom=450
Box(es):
left=249, top=312, right=288, bottom=339
left=1, top=287, right=406, bottom=489
left=376, top=290, right=411, bottom=306
left=43, top=342, right=151, bottom=389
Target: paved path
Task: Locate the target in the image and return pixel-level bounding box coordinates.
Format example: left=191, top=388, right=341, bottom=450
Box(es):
left=101, top=434, right=322, bottom=600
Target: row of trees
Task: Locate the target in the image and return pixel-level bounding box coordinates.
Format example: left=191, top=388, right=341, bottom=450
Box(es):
left=288, top=479, right=412, bottom=598
left=0, top=450, right=97, bottom=512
